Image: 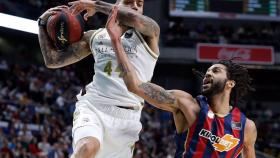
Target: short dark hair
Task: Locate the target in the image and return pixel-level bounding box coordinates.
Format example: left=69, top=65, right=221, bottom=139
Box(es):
left=218, top=60, right=254, bottom=106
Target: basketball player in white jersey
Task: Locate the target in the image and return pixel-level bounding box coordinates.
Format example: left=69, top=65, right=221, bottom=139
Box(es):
left=38, top=0, right=159, bottom=158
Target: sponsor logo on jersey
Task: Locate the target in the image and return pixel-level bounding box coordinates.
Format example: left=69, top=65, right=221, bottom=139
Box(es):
left=97, top=34, right=105, bottom=39
left=94, top=31, right=138, bottom=56
left=94, top=41, right=137, bottom=55
left=199, top=129, right=240, bottom=152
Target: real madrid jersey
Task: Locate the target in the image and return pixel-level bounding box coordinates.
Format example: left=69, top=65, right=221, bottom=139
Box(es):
left=79, top=28, right=158, bottom=107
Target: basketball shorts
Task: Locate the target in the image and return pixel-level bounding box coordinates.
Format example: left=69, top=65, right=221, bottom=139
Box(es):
left=72, top=99, right=143, bottom=158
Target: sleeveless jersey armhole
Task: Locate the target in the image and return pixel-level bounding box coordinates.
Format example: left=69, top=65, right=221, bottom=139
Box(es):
left=134, top=30, right=159, bottom=60
left=196, top=95, right=208, bottom=110
left=89, top=28, right=104, bottom=56
left=174, top=131, right=188, bottom=158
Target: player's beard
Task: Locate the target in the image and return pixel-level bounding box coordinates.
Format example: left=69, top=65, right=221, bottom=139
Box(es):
left=202, top=79, right=227, bottom=99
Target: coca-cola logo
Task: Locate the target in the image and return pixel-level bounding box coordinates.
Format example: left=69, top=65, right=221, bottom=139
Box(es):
left=217, top=48, right=251, bottom=60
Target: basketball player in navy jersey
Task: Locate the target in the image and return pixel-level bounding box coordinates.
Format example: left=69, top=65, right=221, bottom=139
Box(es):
left=107, top=6, right=257, bottom=158
left=38, top=0, right=159, bottom=158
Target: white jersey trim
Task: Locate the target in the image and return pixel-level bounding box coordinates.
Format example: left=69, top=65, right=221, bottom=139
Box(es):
left=89, top=28, right=104, bottom=56
left=134, top=31, right=159, bottom=59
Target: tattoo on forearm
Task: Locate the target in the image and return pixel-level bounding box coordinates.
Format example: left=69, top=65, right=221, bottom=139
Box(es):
left=140, top=16, right=160, bottom=37
left=39, top=27, right=85, bottom=66
left=66, top=44, right=82, bottom=60
left=39, top=32, right=58, bottom=64
left=95, top=1, right=112, bottom=15
left=95, top=1, right=159, bottom=37
left=139, top=83, right=175, bottom=104
left=123, top=10, right=159, bottom=37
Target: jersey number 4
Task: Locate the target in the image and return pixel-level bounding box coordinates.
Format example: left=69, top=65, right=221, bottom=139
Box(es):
left=104, top=61, right=122, bottom=77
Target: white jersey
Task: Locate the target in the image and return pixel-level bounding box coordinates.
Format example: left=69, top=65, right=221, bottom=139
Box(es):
left=80, top=28, right=158, bottom=107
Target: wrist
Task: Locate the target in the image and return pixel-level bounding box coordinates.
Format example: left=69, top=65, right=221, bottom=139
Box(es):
left=94, top=0, right=101, bottom=6
left=94, top=0, right=101, bottom=12
left=95, top=0, right=111, bottom=14
left=112, top=37, right=121, bottom=43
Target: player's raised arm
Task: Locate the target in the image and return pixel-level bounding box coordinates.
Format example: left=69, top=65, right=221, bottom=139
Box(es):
left=69, top=0, right=160, bottom=54
left=38, top=6, right=93, bottom=68
left=106, top=6, right=196, bottom=114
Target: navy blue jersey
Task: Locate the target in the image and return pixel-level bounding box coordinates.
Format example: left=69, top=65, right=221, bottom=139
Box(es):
left=181, top=95, right=246, bottom=158
left=174, top=131, right=187, bottom=158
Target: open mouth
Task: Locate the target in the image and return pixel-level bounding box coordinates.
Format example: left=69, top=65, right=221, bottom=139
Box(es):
left=203, top=78, right=212, bottom=85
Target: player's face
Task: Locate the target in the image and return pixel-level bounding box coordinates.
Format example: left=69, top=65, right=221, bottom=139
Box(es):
left=119, top=0, right=144, bottom=14
left=202, top=64, right=228, bottom=97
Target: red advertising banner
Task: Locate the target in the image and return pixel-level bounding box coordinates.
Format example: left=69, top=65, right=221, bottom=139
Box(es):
left=197, top=43, right=274, bottom=65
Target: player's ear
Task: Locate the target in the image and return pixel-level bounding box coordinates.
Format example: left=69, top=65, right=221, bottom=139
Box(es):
left=227, top=80, right=235, bottom=88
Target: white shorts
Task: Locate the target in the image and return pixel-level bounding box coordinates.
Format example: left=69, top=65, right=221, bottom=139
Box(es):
left=72, top=99, right=143, bottom=158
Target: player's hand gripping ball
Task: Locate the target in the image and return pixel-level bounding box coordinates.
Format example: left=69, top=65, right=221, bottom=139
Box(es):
left=47, top=8, right=84, bottom=50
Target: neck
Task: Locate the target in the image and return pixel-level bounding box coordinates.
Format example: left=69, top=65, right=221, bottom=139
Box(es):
left=208, top=92, right=231, bottom=116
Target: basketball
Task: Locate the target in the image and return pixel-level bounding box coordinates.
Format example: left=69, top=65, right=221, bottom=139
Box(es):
left=46, top=9, right=84, bottom=50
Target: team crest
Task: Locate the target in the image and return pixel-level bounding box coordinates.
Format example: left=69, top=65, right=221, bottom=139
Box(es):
left=231, top=121, right=242, bottom=130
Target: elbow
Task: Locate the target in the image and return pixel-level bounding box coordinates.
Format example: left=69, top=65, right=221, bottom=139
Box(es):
left=44, top=59, right=64, bottom=69
left=125, top=80, right=141, bottom=95
left=126, top=84, right=138, bottom=94
left=154, top=23, right=160, bottom=37
left=43, top=54, right=65, bottom=69
left=41, top=50, right=62, bottom=69
left=45, top=63, right=61, bottom=69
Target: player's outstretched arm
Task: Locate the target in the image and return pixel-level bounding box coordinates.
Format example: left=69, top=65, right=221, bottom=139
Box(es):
left=107, top=6, right=200, bottom=129
left=38, top=6, right=93, bottom=68
left=69, top=0, right=160, bottom=53
left=106, top=6, right=191, bottom=113
left=243, top=119, right=257, bottom=158
left=105, top=6, right=174, bottom=111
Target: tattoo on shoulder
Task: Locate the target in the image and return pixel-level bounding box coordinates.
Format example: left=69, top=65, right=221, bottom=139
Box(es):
left=139, top=83, right=175, bottom=104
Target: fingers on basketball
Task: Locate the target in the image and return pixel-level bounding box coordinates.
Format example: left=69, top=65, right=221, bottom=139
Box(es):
left=69, top=2, right=82, bottom=14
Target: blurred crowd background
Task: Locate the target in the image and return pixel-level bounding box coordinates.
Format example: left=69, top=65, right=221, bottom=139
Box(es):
left=0, top=0, right=280, bottom=158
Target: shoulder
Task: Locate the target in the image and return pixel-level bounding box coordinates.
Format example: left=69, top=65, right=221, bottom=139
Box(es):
left=136, top=31, right=160, bottom=56
left=245, top=119, right=257, bottom=133
left=83, top=28, right=105, bottom=43
left=244, top=118, right=257, bottom=144
left=83, top=30, right=96, bottom=40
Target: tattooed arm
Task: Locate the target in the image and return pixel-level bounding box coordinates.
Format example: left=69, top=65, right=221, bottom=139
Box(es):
left=38, top=6, right=93, bottom=68
left=106, top=7, right=197, bottom=113
left=39, top=28, right=93, bottom=68
left=107, top=7, right=200, bottom=130
left=69, top=0, right=160, bottom=54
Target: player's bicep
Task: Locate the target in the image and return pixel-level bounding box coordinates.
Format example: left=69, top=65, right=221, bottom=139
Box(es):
left=135, top=82, right=179, bottom=112
left=243, top=119, right=257, bottom=158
